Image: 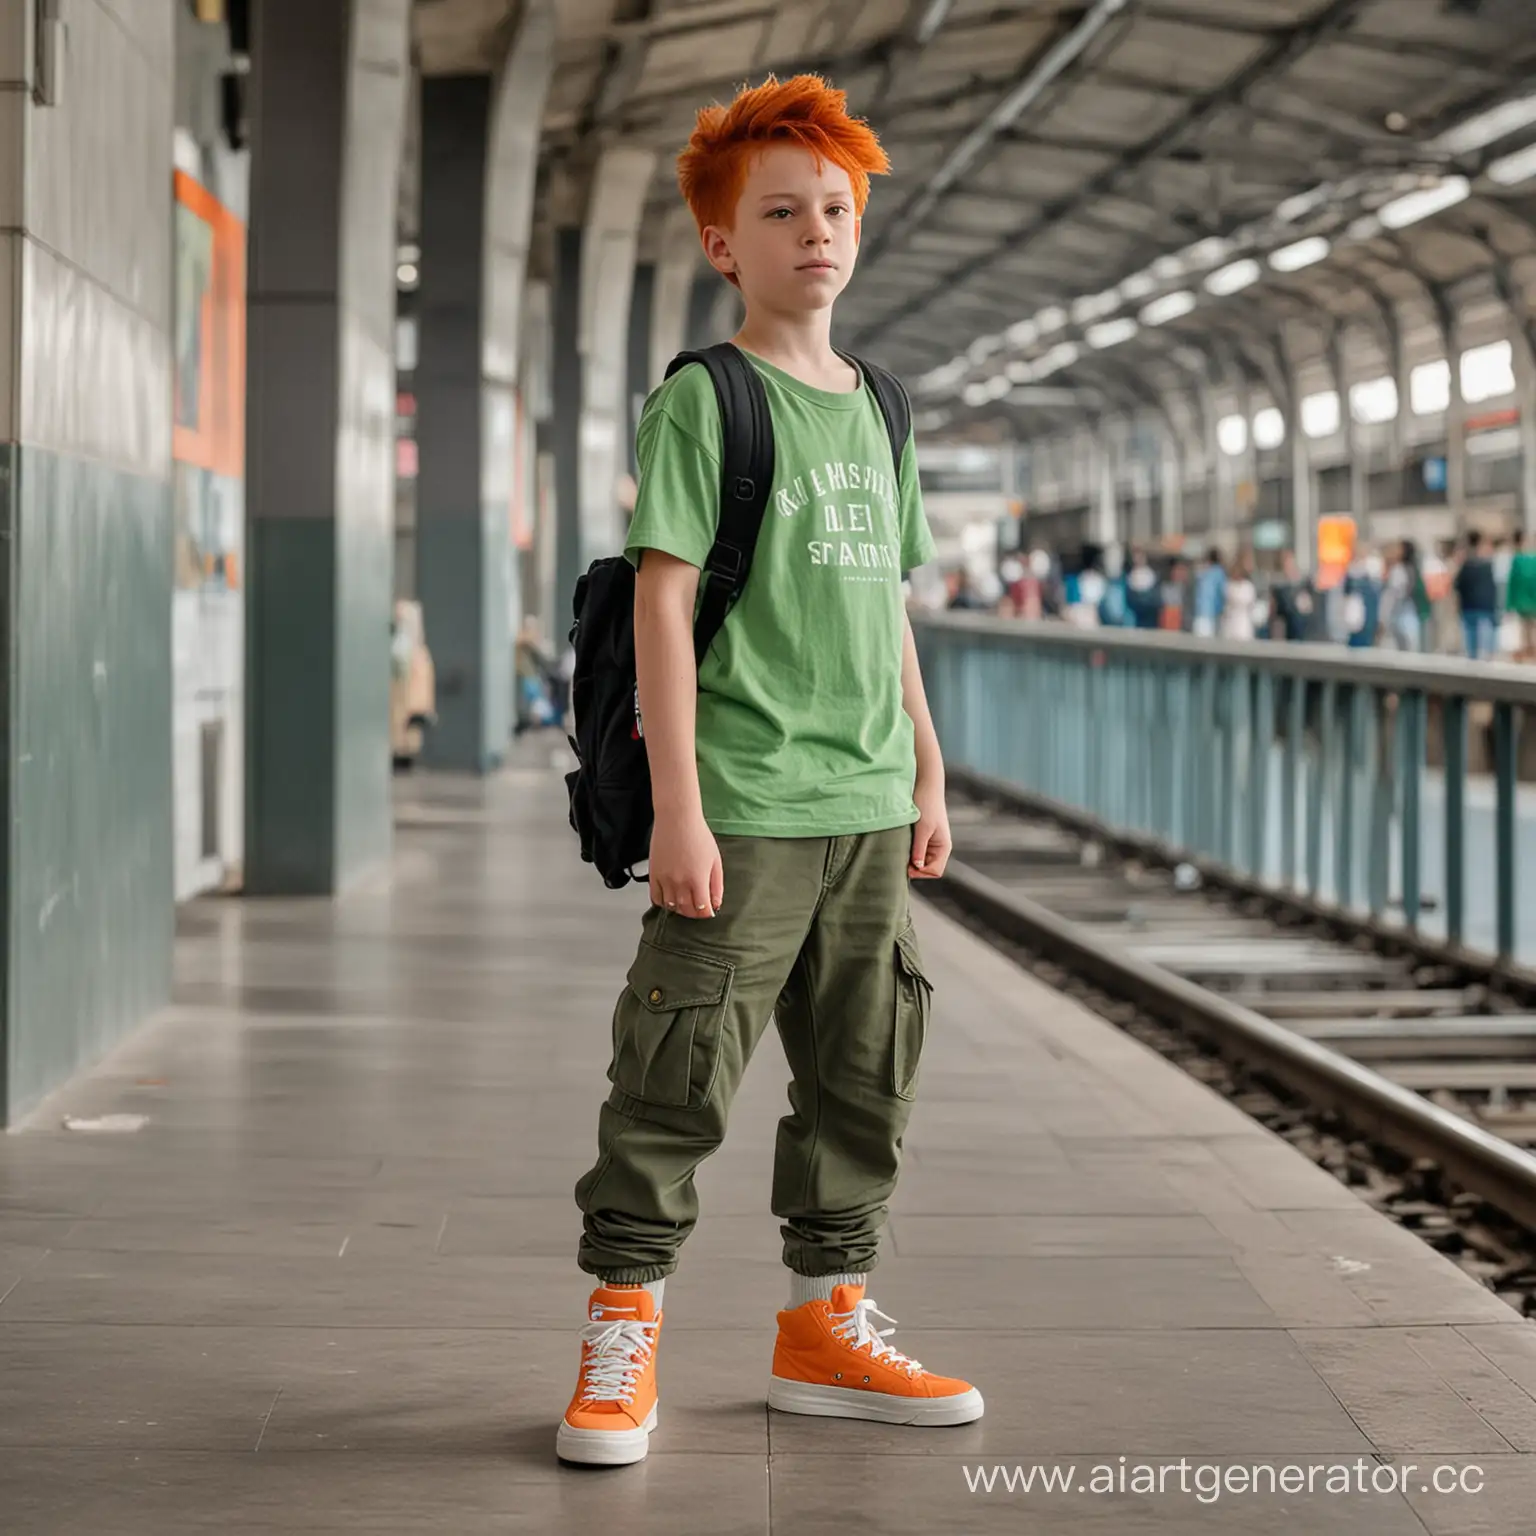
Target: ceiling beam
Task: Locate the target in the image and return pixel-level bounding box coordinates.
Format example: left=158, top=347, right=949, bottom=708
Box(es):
left=853, top=0, right=1374, bottom=351
left=860, top=0, right=1132, bottom=269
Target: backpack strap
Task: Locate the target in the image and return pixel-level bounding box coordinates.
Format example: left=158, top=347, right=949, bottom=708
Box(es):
left=842, top=353, right=911, bottom=485
left=664, top=343, right=775, bottom=665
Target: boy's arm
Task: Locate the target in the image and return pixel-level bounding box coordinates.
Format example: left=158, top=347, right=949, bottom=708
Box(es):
left=901, top=611, right=951, bottom=880
left=635, top=550, right=723, bottom=917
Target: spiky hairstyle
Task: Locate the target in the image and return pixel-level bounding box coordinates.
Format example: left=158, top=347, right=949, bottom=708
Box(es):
left=677, top=74, right=889, bottom=233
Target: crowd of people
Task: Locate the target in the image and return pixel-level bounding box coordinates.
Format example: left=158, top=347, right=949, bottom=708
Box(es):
left=941, top=529, right=1536, bottom=662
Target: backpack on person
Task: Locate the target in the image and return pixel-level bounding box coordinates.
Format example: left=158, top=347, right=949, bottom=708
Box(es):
left=564, top=342, right=912, bottom=890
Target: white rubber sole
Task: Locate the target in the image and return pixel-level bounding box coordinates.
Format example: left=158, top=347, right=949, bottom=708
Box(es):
left=768, top=1376, right=984, bottom=1426
left=556, top=1403, right=658, bottom=1466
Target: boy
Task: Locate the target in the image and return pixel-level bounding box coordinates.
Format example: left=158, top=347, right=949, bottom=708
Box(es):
left=557, top=75, right=982, bottom=1467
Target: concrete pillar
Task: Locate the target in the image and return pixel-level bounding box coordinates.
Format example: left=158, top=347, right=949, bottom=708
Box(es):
left=578, top=147, right=658, bottom=575
left=416, top=77, right=509, bottom=772
left=551, top=225, right=585, bottom=634
left=686, top=269, right=719, bottom=351
left=1159, top=411, right=1185, bottom=537
left=650, top=209, right=700, bottom=386
left=0, top=1, right=177, bottom=1121
left=1509, top=321, right=1536, bottom=532
left=1092, top=424, right=1118, bottom=548
left=246, top=0, right=411, bottom=893
left=1290, top=406, right=1316, bottom=572
left=626, top=263, right=655, bottom=476
left=519, top=277, right=555, bottom=634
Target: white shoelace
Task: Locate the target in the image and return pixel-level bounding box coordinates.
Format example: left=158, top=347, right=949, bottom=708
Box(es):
left=828, top=1297, right=925, bottom=1377
left=578, top=1314, right=659, bottom=1404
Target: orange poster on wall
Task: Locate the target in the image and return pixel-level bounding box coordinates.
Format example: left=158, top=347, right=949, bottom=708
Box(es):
left=172, top=170, right=246, bottom=478
left=1315, top=514, right=1356, bottom=591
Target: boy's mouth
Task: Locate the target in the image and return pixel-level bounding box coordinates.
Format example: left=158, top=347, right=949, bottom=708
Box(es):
left=797, top=260, right=836, bottom=272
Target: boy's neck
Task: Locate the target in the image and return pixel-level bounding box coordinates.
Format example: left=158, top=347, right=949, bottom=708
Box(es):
left=732, top=309, right=857, bottom=391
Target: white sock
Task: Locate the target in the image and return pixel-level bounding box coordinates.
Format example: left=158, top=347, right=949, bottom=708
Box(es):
left=602, top=1277, right=665, bottom=1310
left=789, top=1271, right=866, bottom=1308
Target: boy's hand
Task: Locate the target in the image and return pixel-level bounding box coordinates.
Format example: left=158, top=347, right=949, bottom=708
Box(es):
left=909, top=779, right=951, bottom=880
left=650, top=810, right=724, bottom=918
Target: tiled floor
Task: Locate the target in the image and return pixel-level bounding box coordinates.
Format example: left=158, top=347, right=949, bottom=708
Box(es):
left=3, top=759, right=1536, bottom=1532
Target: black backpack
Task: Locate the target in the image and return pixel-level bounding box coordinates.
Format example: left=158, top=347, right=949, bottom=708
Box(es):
left=564, top=342, right=911, bottom=890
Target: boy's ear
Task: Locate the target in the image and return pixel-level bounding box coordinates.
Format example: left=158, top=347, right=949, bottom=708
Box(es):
left=701, top=224, right=737, bottom=280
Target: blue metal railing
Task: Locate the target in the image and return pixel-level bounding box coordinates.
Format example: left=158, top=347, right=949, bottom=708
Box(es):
left=916, top=615, right=1536, bottom=968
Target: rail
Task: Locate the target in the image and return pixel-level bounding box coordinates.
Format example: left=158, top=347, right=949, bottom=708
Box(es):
left=914, top=615, right=1536, bottom=971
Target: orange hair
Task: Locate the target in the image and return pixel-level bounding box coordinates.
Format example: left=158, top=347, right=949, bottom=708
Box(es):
left=677, top=75, right=890, bottom=234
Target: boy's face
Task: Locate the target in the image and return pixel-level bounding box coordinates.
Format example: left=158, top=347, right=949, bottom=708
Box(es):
left=703, top=144, right=859, bottom=313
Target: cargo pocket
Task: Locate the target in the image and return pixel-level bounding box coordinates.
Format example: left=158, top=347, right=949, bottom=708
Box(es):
left=892, top=924, right=931, bottom=1102
left=609, top=939, right=734, bottom=1110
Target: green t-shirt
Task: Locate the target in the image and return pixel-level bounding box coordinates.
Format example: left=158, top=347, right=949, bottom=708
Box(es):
left=624, top=352, right=936, bottom=838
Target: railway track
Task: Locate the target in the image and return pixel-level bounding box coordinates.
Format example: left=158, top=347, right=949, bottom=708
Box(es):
left=934, top=780, right=1536, bottom=1314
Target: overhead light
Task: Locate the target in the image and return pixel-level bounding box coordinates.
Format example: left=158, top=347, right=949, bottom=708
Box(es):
left=1488, top=142, right=1536, bottom=187
left=1384, top=111, right=1410, bottom=134
left=1276, top=189, right=1326, bottom=223
left=1349, top=376, right=1399, bottom=425
left=1119, top=271, right=1158, bottom=302
left=1378, top=175, right=1470, bottom=230
left=967, top=334, right=1002, bottom=363
left=1217, top=414, right=1248, bottom=456
left=1269, top=236, right=1330, bottom=272
left=1034, top=342, right=1080, bottom=377
left=1185, top=237, right=1233, bottom=269
left=397, top=242, right=421, bottom=265
left=1006, top=359, right=1036, bottom=383
left=1036, top=306, right=1067, bottom=334
left=1253, top=407, right=1286, bottom=450
left=1153, top=253, right=1186, bottom=280
left=1006, top=319, right=1038, bottom=347
left=1301, top=390, right=1340, bottom=438
left=1347, top=214, right=1382, bottom=242
left=1410, top=359, right=1451, bottom=416
left=396, top=262, right=420, bottom=287
left=1140, top=290, right=1196, bottom=327
left=1086, top=317, right=1138, bottom=350
left=1205, top=258, right=1262, bottom=295
left=1436, top=91, right=1536, bottom=156
left=962, top=381, right=990, bottom=407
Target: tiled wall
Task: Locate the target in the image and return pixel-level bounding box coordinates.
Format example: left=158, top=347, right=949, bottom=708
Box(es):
left=0, top=1, right=176, bottom=1121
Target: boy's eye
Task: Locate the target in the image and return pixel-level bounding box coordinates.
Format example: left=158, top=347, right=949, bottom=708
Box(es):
left=768, top=207, right=793, bottom=219
left=827, top=204, right=849, bottom=216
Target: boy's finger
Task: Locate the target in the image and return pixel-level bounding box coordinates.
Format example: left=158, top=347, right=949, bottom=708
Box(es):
left=709, top=861, right=725, bottom=911
left=911, top=825, right=932, bottom=869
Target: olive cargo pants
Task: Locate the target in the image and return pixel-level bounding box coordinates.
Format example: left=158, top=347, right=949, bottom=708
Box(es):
left=574, top=828, right=931, bottom=1282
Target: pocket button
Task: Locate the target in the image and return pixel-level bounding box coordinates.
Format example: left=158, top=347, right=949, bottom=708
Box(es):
left=649, top=988, right=664, bottom=1005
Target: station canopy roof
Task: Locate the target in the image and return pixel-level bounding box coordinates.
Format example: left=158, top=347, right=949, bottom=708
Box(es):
left=414, top=0, right=1536, bottom=435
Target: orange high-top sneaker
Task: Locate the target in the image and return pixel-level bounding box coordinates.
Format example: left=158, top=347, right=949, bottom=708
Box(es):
left=768, top=1282, right=983, bottom=1426
left=556, top=1285, right=662, bottom=1466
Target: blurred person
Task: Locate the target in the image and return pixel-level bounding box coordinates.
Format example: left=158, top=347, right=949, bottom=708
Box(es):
left=1124, top=545, right=1162, bottom=629
left=1191, top=546, right=1226, bottom=638
left=1506, top=527, right=1536, bottom=660
left=1221, top=553, right=1259, bottom=641
left=1068, top=554, right=1106, bottom=628
left=514, top=616, right=558, bottom=736
left=1455, top=530, right=1498, bottom=660
left=947, top=568, right=987, bottom=611
left=1381, top=539, right=1429, bottom=653
left=1160, top=556, right=1191, bottom=631
left=1017, top=548, right=1048, bottom=619
left=1268, top=549, right=1316, bottom=642
left=1343, top=549, right=1384, bottom=649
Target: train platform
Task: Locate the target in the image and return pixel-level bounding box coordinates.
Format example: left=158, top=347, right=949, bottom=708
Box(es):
left=3, top=763, right=1536, bottom=1534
